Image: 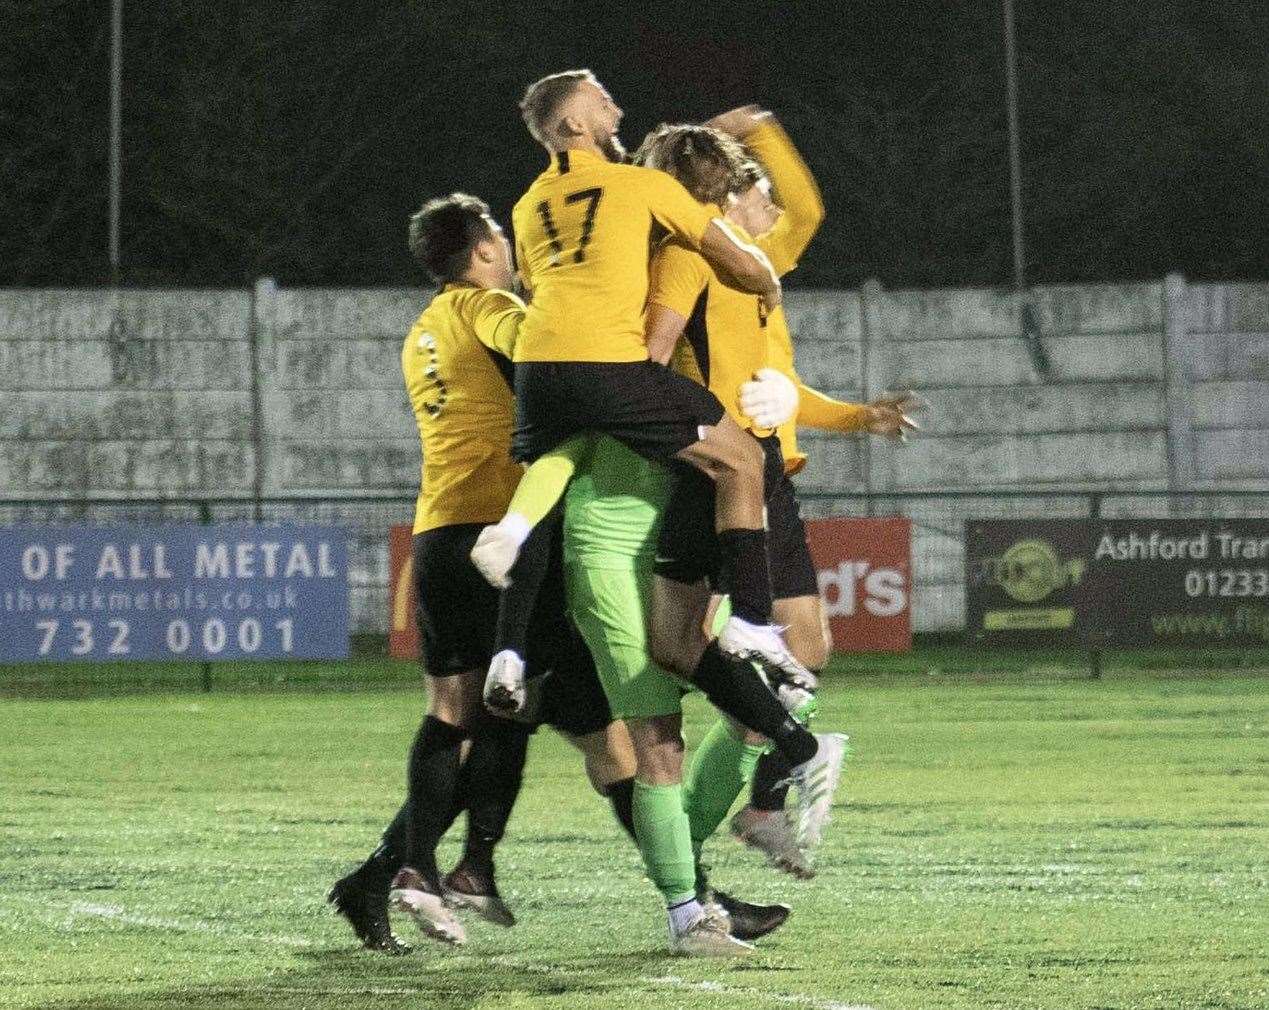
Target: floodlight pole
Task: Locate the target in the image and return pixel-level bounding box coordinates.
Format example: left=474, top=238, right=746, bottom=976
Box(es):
left=1002, top=0, right=1049, bottom=377
left=1002, top=0, right=1025, bottom=292
left=109, top=0, right=122, bottom=286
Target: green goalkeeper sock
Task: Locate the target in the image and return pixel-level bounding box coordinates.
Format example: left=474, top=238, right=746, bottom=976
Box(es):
left=683, top=719, right=767, bottom=855
left=631, top=780, right=697, bottom=905
left=501, top=435, right=593, bottom=536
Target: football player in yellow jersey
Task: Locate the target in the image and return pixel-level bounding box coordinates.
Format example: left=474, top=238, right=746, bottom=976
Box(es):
left=330, top=193, right=642, bottom=952
left=715, top=115, right=922, bottom=872
left=636, top=114, right=919, bottom=873
left=477, top=69, right=817, bottom=704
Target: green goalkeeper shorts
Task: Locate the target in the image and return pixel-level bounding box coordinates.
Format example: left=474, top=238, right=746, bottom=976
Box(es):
left=565, top=561, right=690, bottom=720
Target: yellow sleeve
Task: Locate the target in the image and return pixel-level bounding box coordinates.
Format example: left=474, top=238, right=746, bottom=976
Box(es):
left=798, top=382, right=870, bottom=433
left=648, top=241, right=710, bottom=318
left=749, top=121, right=825, bottom=277
left=463, top=288, right=527, bottom=360
left=640, top=167, right=715, bottom=246
left=506, top=435, right=594, bottom=527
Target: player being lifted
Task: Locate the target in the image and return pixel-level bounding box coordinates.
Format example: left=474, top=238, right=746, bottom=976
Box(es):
left=637, top=111, right=920, bottom=875
left=329, top=194, right=637, bottom=952
left=478, top=71, right=840, bottom=780
left=471, top=69, right=811, bottom=703
left=468, top=69, right=851, bottom=952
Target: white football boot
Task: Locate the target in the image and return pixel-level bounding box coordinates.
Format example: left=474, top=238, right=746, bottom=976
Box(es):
left=789, top=733, right=850, bottom=853
left=668, top=907, right=755, bottom=957
left=717, top=616, right=814, bottom=683
left=388, top=867, right=466, bottom=946
left=729, top=807, right=815, bottom=880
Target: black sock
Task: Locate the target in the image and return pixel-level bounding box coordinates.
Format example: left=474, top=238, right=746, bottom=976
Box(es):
left=355, top=803, right=409, bottom=891
left=456, top=711, right=533, bottom=874
left=404, top=715, right=468, bottom=888
left=691, top=642, right=817, bottom=766
left=603, top=776, right=637, bottom=841
left=494, top=510, right=558, bottom=658
left=750, top=751, right=793, bottom=812
left=716, top=528, right=772, bottom=624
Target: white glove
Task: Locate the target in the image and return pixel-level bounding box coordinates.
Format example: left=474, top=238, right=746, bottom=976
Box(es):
left=738, top=367, right=799, bottom=429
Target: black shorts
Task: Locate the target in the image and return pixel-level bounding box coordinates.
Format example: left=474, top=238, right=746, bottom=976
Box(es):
left=531, top=626, right=615, bottom=739
left=513, top=360, right=725, bottom=464
left=654, top=434, right=819, bottom=601
left=412, top=524, right=612, bottom=737
left=413, top=524, right=499, bottom=677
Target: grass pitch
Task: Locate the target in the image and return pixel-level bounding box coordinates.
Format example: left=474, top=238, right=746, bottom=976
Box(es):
left=0, top=661, right=1265, bottom=1010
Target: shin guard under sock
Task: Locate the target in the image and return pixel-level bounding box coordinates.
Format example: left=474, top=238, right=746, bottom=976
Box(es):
left=631, top=780, right=697, bottom=904
left=716, top=527, right=772, bottom=624
left=404, top=715, right=468, bottom=886
left=456, top=711, right=532, bottom=872
left=683, top=719, right=767, bottom=853
left=749, top=750, right=793, bottom=812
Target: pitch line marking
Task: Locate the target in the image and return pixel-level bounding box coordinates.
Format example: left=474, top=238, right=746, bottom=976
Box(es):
left=478, top=956, right=877, bottom=1010
left=63, top=900, right=316, bottom=949
left=18, top=897, right=877, bottom=1010
left=648, top=974, right=877, bottom=1010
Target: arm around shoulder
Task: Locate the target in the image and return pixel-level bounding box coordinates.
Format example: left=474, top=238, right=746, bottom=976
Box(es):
left=466, top=288, right=527, bottom=360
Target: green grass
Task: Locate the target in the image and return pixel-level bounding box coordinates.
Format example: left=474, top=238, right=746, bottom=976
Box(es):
left=1, top=662, right=1266, bottom=1009
left=5, top=639, right=1269, bottom=698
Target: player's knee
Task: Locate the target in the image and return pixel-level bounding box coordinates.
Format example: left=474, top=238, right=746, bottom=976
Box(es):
left=634, top=741, right=683, bottom=785
left=783, top=618, right=830, bottom=671
left=724, top=435, right=764, bottom=483
left=427, top=671, right=481, bottom=727
left=574, top=726, right=636, bottom=793
left=627, top=715, right=685, bottom=784
left=798, top=629, right=831, bottom=672
left=427, top=697, right=472, bottom=728
left=704, top=422, right=762, bottom=478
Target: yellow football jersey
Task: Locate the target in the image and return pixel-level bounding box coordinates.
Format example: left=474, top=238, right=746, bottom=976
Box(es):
left=511, top=148, right=716, bottom=363
left=746, top=119, right=825, bottom=277
left=651, top=236, right=775, bottom=437
left=650, top=120, right=830, bottom=444
left=744, top=119, right=834, bottom=474
left=402, top=283, right=526, bottom=533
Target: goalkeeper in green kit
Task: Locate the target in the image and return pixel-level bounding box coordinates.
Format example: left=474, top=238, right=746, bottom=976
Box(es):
left=561, top=433, right=798, bottom=954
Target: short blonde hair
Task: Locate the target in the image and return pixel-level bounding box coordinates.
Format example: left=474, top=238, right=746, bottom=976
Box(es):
left=519, top=69, right=596, bottom=145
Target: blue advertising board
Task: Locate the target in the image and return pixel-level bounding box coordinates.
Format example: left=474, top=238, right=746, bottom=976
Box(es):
left=0, top=524, right=348, bottom=661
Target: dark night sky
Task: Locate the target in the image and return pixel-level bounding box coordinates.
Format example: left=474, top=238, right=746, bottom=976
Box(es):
left=3, top=0, right=1265, bottom=288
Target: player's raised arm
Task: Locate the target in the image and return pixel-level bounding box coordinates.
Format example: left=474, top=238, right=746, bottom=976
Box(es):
left=707, top=107, right=825, bottom=276
left=794, top=378, right=923, bottom=439
left=635, top=130, right=782, bottom=309
left=466, top=287, right=526, bottom=360
left=736, top=367, right=922, bottom=440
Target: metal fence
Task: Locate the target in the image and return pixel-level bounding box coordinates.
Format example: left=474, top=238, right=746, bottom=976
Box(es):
left=4, top=489, right=1268, bottom=639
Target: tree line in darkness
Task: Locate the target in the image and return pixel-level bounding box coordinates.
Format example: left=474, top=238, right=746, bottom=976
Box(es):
left=4, top=0, right=1265, bottom=289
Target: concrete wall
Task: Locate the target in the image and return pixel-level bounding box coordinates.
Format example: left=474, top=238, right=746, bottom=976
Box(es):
left=0, top=290, right=256, bottom=496
left=784, top=278, right=1269, bottom=631
left=3, top=277, right=1266, bottom=633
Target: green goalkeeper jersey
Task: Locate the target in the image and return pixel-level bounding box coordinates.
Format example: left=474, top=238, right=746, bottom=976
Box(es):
left=562, top=436, right=667, bottom=570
